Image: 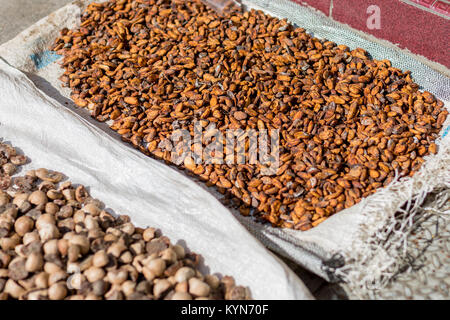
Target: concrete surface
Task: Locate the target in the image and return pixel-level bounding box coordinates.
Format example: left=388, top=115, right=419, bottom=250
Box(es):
left=0, top=0, right=73, bottom=45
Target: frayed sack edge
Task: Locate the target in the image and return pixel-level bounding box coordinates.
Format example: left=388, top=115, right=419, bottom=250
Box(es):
left=329, top=119, right=450, bottom=299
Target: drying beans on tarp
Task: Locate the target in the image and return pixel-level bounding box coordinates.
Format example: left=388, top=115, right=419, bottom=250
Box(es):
left=0, top=141, right=250, bottom=300
left=51, top=0, right=448, bottom=230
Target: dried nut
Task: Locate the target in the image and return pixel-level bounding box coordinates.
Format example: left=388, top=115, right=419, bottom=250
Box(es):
left=69, top=235, right=90, bottom=254
left=175, top=267, right=196, bottom=283
left=0, top=191, right=9, bottom=206
left=22, top=231, right=40, bottom=245
left=122, top=265, right=138, bottom=282
left=28, top=190, right=48, bottom=206
left=48, top=271, right=68, bottom=286
left=1, top=235, right=21, bottom=251
left=91, top=280, right=108, bottom=296
left=39, top=224, right=60, bottom=242
left=36, top=168, right=63, bottom=183
left=205, top=275, right=220, bottom=290
left=4, top=279, right=25, bottom=299
left=75, top=185, right=89, bottom=202
left=143, top=228, right=155, bottom=241
left=36, top=214, right=56, bottom=230
left=23, top=241, right=41, bottom=256
left=43, top=239, right=59, bottom=255
left=8, top=257, right=28, bottom=280
left=48, top=282, right=67, bottom=300
left=44, top=262, right=62, bottom=274
left=15, top=216, right=34, bottom=236
left=39, top=181, right=55, bottom=193
left=73, top=210, right=85, bottom=224
left=172, top=245, right=185, bottom=259
left=25, top=252, right=44, bottom=272
left=103, top=233, right=117, bottom=242
left=119, top=251, right=133, bottom=264
left=82, top=203, right=101, bottom=216
left=2, top=163, right=16, bottom=176
left=135, top=280, right=151, bottom=295
left=118, top=223, right=135, bottom=235
left=153, top=279, right=172, bottom=298
left=0, top=251, right=11, bottom=268
left=84, top=215, right=98, bottom=229
left=27, top=289, right=48, bottom=300
left=188, top=278, right=211, bottom=297
left=105, top=289, right=123, bottom=300
left=107, top=269, right=128, bottom=285
left=25, top=170, right=36, bottom=177
left=14, top=244, right=27, bottom=258
left=130, top=242, right=144, bottom=255
left=13, top=193, right=29, bottom=207
left=19, top=201, right=32, bottom=214
left=57, top=239, right=69, bottom=256
left=106, top=228, right=121, bottom=238
left=85, top=267, right=106, bottom=283
left=88, top=228, right=103, bottom=239
left=121, top=280, right=136, bottom=296
left=234, top=111, right=248, bottom=120
left=142, top=266, right=156, bottom=281
left=93, top=250, right=109, bottom=268
left=68, top=273, right=86, bottom=290
left=47, top=190, right=62, bottom=200
left=58, top=205, right=73, bottom=219
left=146, top=240, right=167, bottom=255
left=0, top=174, right=11, bottom=190
left=107, top=242, right=126, bottom=258
left=124, top=97, right=138, bottom=105
left=0, top=269, right=8, bottom=278
left=59, top=181, right=72, bottom=190
left=79, top=256, right=93, bottom=271
left=172, top=292, right=193, bottom=300
left=146, top=258, right=166, bottom=277
left=45, top=202, right=59, bottom=214
left=35, top=272, right=49, bottom=289
left=62, top=189, right=75, bottom=201
left=160, top=248, right=177, bottom=264
left=10, top=155, right=27, bottom=165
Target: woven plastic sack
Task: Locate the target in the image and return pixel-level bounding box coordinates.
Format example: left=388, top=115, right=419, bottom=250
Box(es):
left=0, top=0, right=448, bottom=297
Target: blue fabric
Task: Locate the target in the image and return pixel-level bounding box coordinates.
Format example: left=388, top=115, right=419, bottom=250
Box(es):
left=30, top=50, right=61, bottom=70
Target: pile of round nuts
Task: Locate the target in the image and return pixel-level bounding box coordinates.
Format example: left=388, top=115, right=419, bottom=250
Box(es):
left=51, top=0, right=448, bottom=230
left=0, top=141, right=250, bottom=300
